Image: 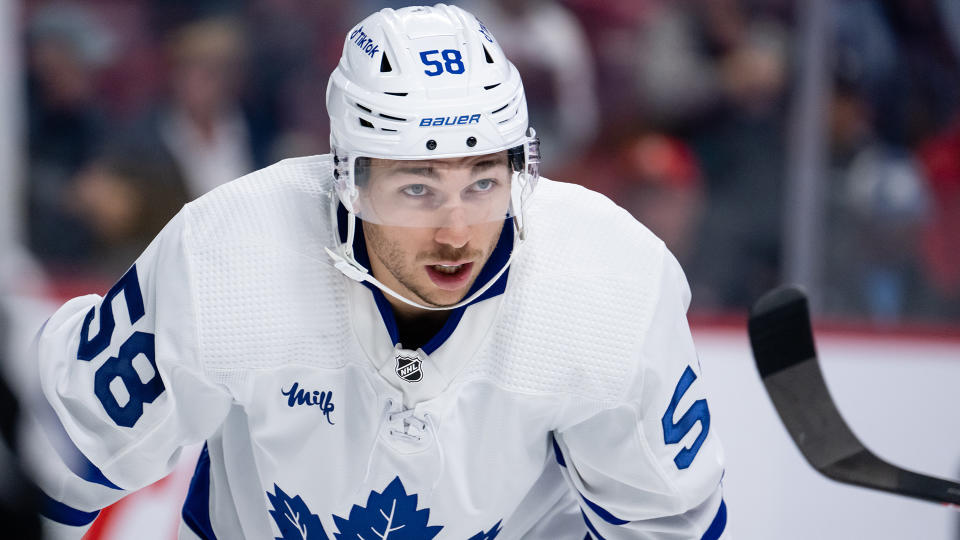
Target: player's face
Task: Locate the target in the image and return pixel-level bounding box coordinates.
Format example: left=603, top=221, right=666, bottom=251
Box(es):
left=361, top=152, right=510, bottom=310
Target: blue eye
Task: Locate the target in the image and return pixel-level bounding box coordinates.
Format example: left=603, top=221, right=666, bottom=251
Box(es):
left=402, top=184, right=427, bottom=196
left=472, top=179, right=494, bottom=192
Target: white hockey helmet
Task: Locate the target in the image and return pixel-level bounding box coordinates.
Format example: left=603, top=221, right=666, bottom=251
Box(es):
left=326, top=3, right=540, bottom=231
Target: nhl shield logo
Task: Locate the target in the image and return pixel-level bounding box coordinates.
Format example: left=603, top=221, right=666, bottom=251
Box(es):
left=395, top=350, right=423, bottom=383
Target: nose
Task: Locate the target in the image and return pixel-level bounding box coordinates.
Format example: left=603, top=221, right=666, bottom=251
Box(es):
left=433, top=207, right=471, bottom=248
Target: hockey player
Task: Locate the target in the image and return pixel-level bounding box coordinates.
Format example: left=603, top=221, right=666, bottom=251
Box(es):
left=27, top=5, right=728, bottom=539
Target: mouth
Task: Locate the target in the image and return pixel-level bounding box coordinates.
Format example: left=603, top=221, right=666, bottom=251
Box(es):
left=425, top=261, right=475, bottom=291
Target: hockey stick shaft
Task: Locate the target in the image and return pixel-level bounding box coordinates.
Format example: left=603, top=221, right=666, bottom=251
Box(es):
left=748, top=285, right=960, bottom=507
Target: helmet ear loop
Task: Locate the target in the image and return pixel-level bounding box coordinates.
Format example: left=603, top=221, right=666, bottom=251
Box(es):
left=510, top=170, right=527, bottom=241
left=332, top=149, right=362, bottom=260
left=334, top=151, right=362, bottom=212
left=344, top=157, right=361, bottom=259
left=524, top=128, right=541, bottom=182
left=511, top=129, right=540, bottom=242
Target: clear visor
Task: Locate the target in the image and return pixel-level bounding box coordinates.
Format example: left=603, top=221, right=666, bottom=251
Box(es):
left=339, top=142, right=538, bottom=228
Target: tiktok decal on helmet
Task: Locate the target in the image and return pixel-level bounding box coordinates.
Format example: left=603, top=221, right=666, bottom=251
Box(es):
left=324, top=4, right=540, bottom=311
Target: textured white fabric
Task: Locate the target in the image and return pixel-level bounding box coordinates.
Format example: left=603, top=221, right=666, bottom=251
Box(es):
left=31, top=155, right=727, bottom=539
left=467, top=181, right=659, bottom=404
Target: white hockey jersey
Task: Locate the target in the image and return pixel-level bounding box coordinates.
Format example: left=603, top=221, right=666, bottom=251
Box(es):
left=29, top=155, right=728, bottom=539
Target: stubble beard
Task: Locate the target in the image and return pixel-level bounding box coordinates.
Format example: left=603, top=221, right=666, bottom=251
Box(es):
left=364, top=222, right=504, bottom=307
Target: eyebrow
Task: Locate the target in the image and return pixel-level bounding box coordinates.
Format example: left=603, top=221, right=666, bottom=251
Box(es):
left=470, top=157, right=508, bottom=172
left=393, top=166, right=439, bottom=179
left=392, top=157, right=508, bottom=179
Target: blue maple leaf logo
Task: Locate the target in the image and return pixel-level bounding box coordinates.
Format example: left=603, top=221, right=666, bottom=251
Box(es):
left=267, top=484, right=328, bottom=540
left=467, top=519, right=502, bottom=540
left=332, top=476, right=442, bottom=540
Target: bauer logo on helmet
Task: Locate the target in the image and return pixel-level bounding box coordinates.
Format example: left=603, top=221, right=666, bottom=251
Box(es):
left=419, top=114, right=481, bottom=127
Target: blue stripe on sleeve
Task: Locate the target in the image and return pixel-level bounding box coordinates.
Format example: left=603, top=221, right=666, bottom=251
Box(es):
left=554, top=434, right=628, bottom=526
left=182, top=444, right=217, bottom=539
left=557, top=435, right=725, bottom=537
left=39, top=492, right=100, bottom=526
left=580, top=509, right=607, bottom=540
left=581, top=494, right=629, bottom=526
left=701, top=499, right=727, bottom=540
left=581, top=498, right=726, bottom=539
left=40, top=396, right=123, bottom=490
left=551, top=434, right=566, bottom=467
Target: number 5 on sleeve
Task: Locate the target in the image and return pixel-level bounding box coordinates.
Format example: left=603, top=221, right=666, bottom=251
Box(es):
left=76, top=265, right=166, bottom=428
left=77, top=266, right=145, bottom=361
left=662, top=366, right=711, bottom=470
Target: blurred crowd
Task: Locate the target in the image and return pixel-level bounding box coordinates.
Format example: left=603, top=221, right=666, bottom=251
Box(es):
left=18, top=0, right=960, bottom=323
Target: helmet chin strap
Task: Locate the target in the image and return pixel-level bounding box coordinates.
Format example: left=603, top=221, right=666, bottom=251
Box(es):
left=325, top=196, right=526, bottom=312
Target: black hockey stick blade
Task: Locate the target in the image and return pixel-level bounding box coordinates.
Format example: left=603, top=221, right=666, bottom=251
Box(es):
left=749, top=285, right=960, bottom=506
